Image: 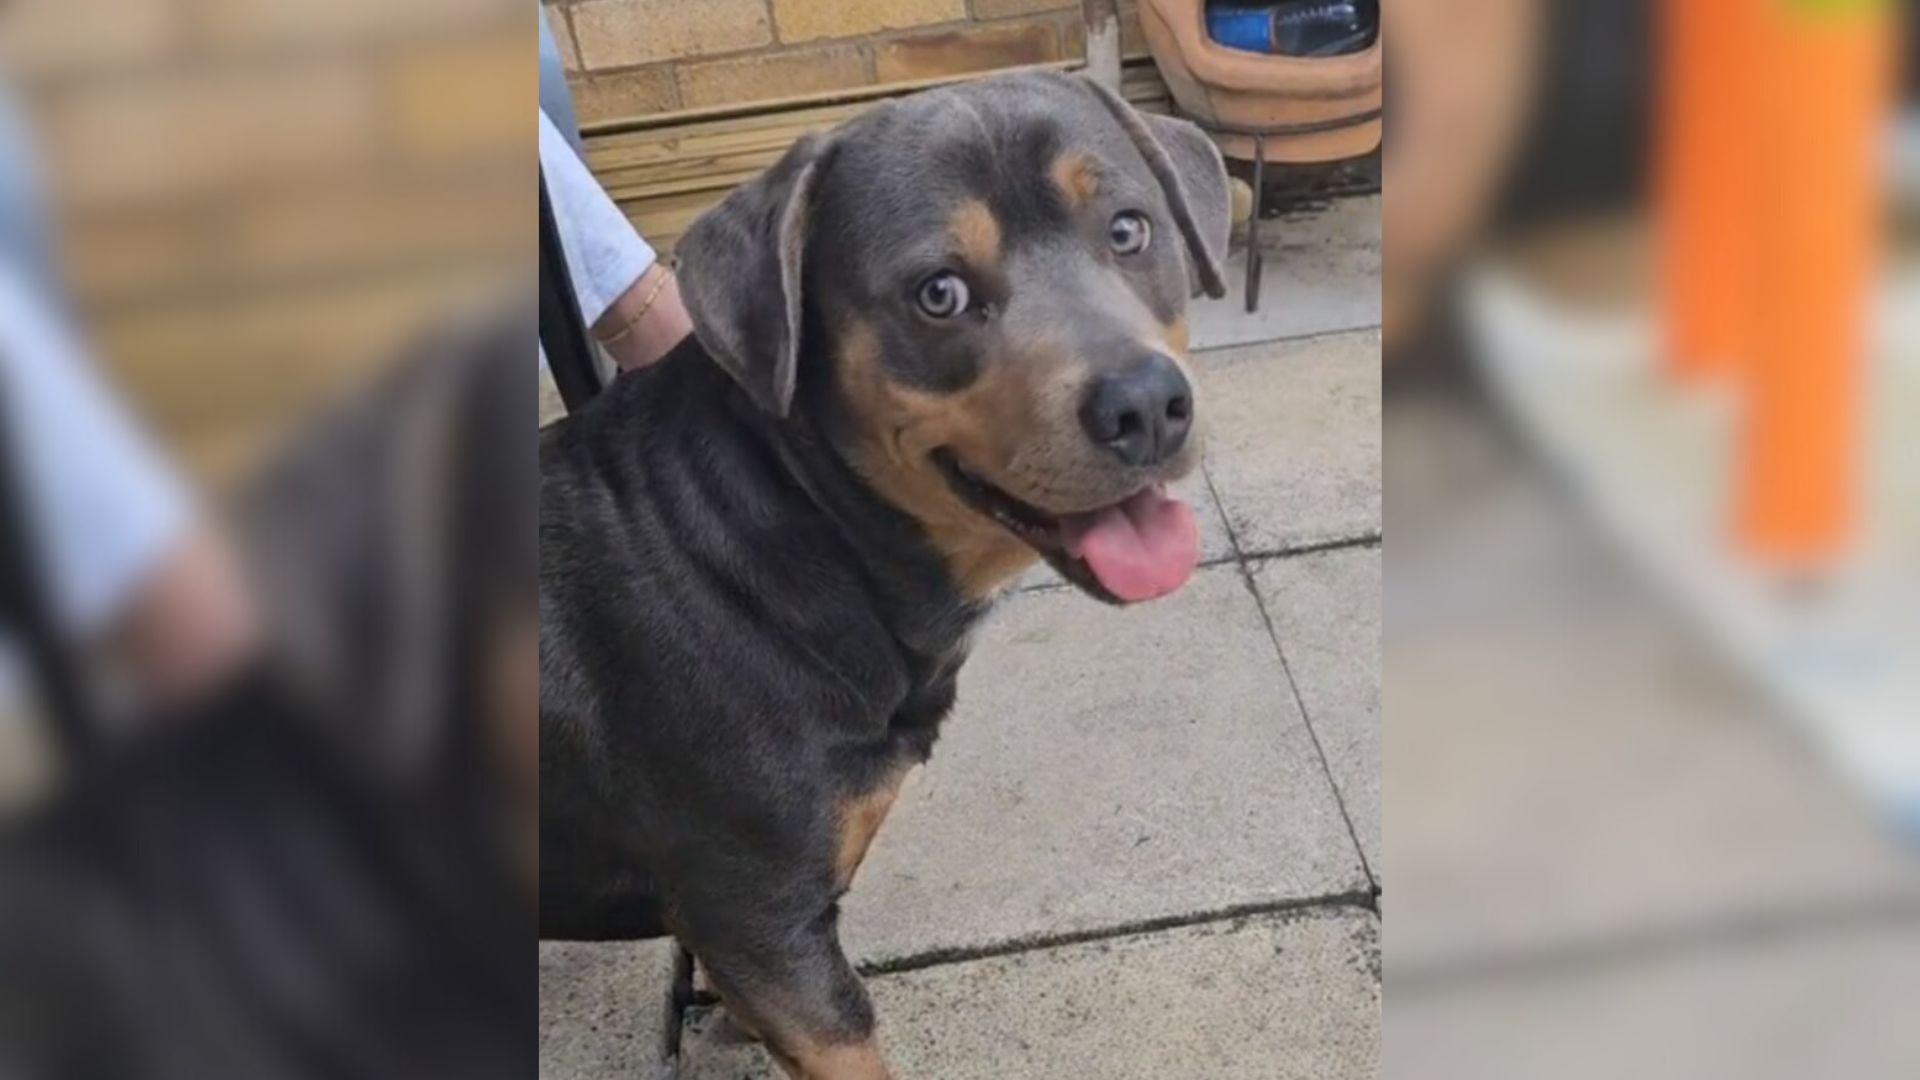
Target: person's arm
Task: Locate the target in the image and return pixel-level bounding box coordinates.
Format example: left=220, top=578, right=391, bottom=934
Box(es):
left=0, top=265, right=255, bottom=712
left=592, top=261, right=693, bottom=371
left=539, top=110, right=692, bottom=371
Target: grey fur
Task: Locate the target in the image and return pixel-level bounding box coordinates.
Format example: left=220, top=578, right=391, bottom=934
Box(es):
left=676, top=72, right=1233, bottom=417
left=676, top=132, right=832, bottom=417
left=1081, top=77, right=1231, bottom=299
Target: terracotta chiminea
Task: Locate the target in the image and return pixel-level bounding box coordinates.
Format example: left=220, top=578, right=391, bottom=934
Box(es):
left=1137, top=0, right=1383, bottom=163
left=1136, top=0, right=1381, bottom=308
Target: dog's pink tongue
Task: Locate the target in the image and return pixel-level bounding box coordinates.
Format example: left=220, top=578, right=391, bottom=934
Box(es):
left=1061, top=487, right=1199, bottom=602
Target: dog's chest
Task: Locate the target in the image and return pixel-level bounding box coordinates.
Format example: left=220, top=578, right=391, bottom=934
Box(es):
left=880, top=638, right=973, bottom=762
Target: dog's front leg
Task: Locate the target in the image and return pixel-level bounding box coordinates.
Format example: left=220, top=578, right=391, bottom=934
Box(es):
left=683, top=896, right=893, bottom=1080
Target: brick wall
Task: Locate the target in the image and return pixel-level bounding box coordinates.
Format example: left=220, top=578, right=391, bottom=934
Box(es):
left=0, top=2, right=1145, bottom=481
left=0, top=0, right=527, bottom=484
left=545, top=0, right=1150, bottom=124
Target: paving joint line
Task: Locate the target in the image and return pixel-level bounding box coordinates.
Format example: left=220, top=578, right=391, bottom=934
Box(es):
left=856, top=887, right=1379, bottom=978
left=1203, top=462, right=1379, bottom=892
left=1238, top=531, right=1382, bottom=562
left=1191, top=321, right=1382, bottom=356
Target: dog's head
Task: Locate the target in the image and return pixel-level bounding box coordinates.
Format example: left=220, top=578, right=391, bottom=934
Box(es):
left=678, top=72, right=1230, bottom=605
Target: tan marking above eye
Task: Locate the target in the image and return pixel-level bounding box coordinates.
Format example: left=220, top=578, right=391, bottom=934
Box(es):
left=1049, top=151, right=1101, bottom=209
left=947, top=198, right=1001, bottom=265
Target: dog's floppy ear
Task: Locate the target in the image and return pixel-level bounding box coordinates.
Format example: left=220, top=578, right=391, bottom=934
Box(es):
left=677, top=132, right=832, bottom=417
left=1082, top=78, right=1230, bottom=299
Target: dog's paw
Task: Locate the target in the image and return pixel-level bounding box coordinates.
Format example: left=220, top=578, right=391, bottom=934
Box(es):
left=683, top=1002, right=763, bottom=1047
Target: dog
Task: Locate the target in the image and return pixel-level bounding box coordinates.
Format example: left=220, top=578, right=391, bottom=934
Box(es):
left=539, top=71, right=1230, bottom=1078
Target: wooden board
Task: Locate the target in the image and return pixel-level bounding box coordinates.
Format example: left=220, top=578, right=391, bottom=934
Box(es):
left=581, top=62, right=1173, bottom=255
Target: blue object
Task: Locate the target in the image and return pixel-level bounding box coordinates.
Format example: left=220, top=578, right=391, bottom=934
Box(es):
left=1206, top=1, right=1377, bottom=58
left=1206, top=6, right=1281, bottom=53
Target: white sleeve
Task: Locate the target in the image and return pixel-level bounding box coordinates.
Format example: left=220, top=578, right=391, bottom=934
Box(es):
left=540, top=109, right=657, bottom=327
left=0, top=263, right=193, bottom=637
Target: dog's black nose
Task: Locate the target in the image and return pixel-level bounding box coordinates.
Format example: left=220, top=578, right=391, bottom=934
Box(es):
left=1079, top=356, right=1193, bottom=467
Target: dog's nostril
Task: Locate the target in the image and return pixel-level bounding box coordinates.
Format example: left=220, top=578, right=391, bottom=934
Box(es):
left=1113, top=409, right=1145, bottom=441
left=1166, top=395, right=1191, bottom=423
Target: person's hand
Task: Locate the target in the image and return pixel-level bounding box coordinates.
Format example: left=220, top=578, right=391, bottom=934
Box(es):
left=593, top=262, right=692, bottom=371
left=103, top=523, right=257, bottom=710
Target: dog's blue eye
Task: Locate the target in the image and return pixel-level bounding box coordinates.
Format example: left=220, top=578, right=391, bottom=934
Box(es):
left=915, top=272, right=970, bottom=319
left=1108, top=211, right=1151, bottom=256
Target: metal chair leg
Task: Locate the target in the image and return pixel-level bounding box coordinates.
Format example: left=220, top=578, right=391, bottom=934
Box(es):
left=1245, top=137, right=1265, bottom=314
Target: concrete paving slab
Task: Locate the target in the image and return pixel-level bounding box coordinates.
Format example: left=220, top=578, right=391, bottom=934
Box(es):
left=1251, top=546, right=1381, bottom=878
left=1197, top=330, right=1382, bottom=555
left=539, top=939, right=678, bottom=1080
left=840, top=564, right=1370, bottom=967
left=1390, top=921, right=1920, bottom=1080
left=1189, top=195, right=1381, bottom=353
left=1013, top=470, right=1235, bottom=592
left=683, top=908, right=1382, bottom=1079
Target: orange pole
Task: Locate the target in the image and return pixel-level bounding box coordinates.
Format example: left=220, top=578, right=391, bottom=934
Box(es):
left=1660, top=0, right=1761, bottom=382
left=1734, top=0, right=1893, bottom=564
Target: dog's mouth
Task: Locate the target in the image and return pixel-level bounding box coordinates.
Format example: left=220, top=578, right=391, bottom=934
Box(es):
left=931, top=449, right=1198, bottom=605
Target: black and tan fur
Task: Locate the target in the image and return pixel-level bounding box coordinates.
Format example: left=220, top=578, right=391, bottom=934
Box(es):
left=539, top=72, right=1229, bottom=1078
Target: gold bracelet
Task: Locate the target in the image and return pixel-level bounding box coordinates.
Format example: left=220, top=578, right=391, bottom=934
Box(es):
left=597, top=265, right=676, bottom=347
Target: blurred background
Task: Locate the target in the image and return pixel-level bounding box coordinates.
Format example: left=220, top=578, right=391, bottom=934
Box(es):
left=0, top=0, right=528, bottom=781
left=1385, top=0, right=1919, bottom=1076
left=8, top=0, right=1920, bottom=1074
left=0, top=0, right=525, bottom=486
left=0, top=2, right=532, bottom=1076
